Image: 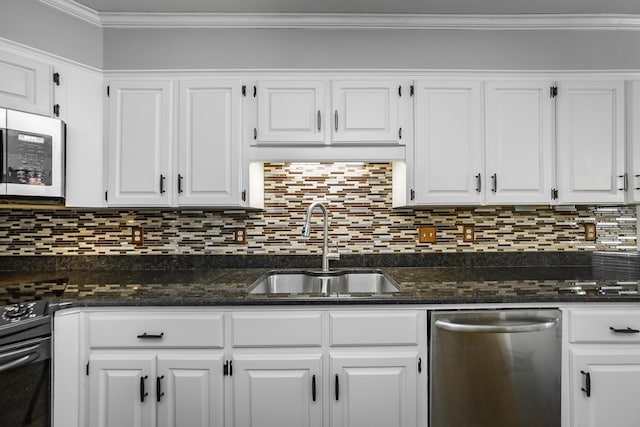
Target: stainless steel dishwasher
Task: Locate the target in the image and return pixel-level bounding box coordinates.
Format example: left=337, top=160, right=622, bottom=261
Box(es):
left=430, top=309, right=561, bottom=427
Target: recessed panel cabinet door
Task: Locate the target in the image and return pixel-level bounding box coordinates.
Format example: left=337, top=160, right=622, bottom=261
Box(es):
left=156, top=354, right=224, bottom=427
left=331, top=353, right=418, bottom=427
left=256, top=80, right=325, bottom=143
left=107, top=80, right=173, bottom=206
left=232, top=354, right=322, bottom=427
left=485, top=81, right=553, bottom=204
left=556, top=81, right=625, bottom=204
left=0, top=50, right=52, bottom=116
left=178, top=80, right=242, bottom=206
left=413, top=81, right=483, bottom=205
left=570, top=349, right=640, bottom=427
left=88, top=354, right=156, bottom=427
left=331, top=80, right=399, bottom=143
left=626, top=81, right=640, bottom=204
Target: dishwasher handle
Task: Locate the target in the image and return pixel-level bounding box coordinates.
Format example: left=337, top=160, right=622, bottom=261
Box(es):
left=435, top=317, right=559, bottom=333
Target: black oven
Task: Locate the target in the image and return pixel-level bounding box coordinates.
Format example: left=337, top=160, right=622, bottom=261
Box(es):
left=0, top=300, right=51, bottom=427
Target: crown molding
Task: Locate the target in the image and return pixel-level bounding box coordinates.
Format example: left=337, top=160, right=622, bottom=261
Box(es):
left=39, top=0, right=101, bottom=26
left=39, top=1, right=640, bottom=30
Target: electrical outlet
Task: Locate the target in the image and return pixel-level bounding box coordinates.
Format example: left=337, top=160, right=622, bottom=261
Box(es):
left=234, top=228, right=247, bottom=244
left=585, top=223, right=596, bottom=241
left=131, top=227, right=144, bottom=246
left=419, top=226, right=437, bottom=243
left=463, top=225, right=475, bottom=242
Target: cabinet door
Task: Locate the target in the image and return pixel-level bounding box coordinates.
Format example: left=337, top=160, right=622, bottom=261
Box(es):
left=232, top=354, right=322, bottom=427
left=256, top=80, right=325, bottom=143
left=413, top=80, right=483, bottom=205
left=556, top=81, right=625, bottom=204
left=626, top=81, right=640, bottom=204
left=156, top=353, right=224, bottom=427
left=570, top=349, right=640, bottom=427
left=88, top=354, right=156, bottom=427
left=485, top=81, right=553, bottom=204
left=331, top=353, right=418, bottom=427
left=0, top=49, right=52, bottom=116
left=178, top=80, right=242, bottom=206
left=107, top=80, right=173, bottom=206
left=331, top=80, right=399, bottom=143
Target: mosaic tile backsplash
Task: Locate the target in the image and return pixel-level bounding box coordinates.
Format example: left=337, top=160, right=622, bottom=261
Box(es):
left=0, top=163, right=637, bottom=256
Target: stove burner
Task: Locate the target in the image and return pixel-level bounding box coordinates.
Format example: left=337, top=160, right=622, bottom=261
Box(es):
left=4, top=303, right=30, bottom=319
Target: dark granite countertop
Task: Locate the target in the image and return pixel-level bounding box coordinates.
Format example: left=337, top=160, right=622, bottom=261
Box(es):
left=2, top=265, right=640, bottom=308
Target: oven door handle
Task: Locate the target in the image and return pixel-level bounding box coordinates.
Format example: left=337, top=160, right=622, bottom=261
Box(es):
left=0, top=344, right=41, bottom=373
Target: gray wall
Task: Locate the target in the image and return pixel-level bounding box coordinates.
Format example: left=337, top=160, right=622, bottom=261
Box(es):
left=0, top=0, right=103, bottom=68
left=104, top=28, right=640, bottom=70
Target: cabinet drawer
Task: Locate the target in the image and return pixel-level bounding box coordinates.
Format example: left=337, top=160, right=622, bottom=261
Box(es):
left=568, top=309, right=640, bottom=343
left=88, top=312, right=224, bottom=348
left=330, top=311, right=419, bottom=346
left=231, top=312, right=322, bottom=347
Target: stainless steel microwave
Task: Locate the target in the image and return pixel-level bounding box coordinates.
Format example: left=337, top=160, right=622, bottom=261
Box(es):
left=0, top=108, right=66, bottom=199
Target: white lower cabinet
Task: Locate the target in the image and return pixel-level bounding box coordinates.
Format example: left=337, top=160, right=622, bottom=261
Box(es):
left=88, top=352, right=225, bottom=427
left=232, top=354, right=322, bottom=427
left=89, top=354, right=156, bottom=427
left=566, top=307, right=640, bottom=427
left=569, top=349, right=640, bottom=427
left=55, top=308, right=426, bottom=427
left=330, top=353, right=418, bottom=427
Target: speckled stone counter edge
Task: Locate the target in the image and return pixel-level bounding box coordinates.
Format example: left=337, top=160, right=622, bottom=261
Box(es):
left=0, top=251, right=618, bottom=271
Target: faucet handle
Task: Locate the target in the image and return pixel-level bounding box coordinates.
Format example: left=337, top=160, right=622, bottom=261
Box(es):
left=327, top=245, right=340, bottom=261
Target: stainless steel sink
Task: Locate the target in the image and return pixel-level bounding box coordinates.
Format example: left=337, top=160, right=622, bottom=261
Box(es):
left=248, top=270, right=400, bottom=296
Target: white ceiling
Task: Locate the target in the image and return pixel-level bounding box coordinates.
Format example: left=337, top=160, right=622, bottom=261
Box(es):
left=69, top=0, right=640, bottom=15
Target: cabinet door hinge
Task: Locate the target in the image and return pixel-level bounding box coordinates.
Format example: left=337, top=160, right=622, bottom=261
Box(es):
left=53, top=72, right=60, bottom=86
left=86, top=361, right=90, bottom=376
left=107, top=85, right=110, bottom=97
left=550, top=86, right=558, bottom=98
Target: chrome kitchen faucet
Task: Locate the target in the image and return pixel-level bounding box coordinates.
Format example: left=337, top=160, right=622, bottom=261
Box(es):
left=302, top=201, right=339, bottom=272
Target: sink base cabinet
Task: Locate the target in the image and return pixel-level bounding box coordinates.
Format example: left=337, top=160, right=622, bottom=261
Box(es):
left=232, top=354, right=322, bottom=427
left=330, top=353, right=418, bottom=427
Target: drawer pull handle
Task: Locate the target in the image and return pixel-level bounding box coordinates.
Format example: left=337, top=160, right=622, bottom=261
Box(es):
left=580, top=370, right=591, bottom=397
left=609, top=326, right=640, bottom=334
left=137, top=332, right=165, bottom=339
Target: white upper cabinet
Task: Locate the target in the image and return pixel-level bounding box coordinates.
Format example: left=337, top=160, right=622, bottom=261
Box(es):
left=107, top=77, right=248, bottom=208
left=485, top=81, right=553, bottom=204
left=413, top=80, right=483, bottom=205
left=252, top=78, right=405, bottom=148
left=178, top=80, right=243, bottom=206
left=256, top=80, right=326, bottom=144
left=626, top=81, right=640, bottom=204
left=107, top=80, right=173, bottom=206
left=0, top=50, right=52, bottom=116
left=331, top=80, right=400, bottom=143
left=555, top=81, right=625, bottom=205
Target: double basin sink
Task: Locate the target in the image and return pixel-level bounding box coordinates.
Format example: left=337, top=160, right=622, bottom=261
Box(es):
left=248, top=269, right=400, bottom=297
